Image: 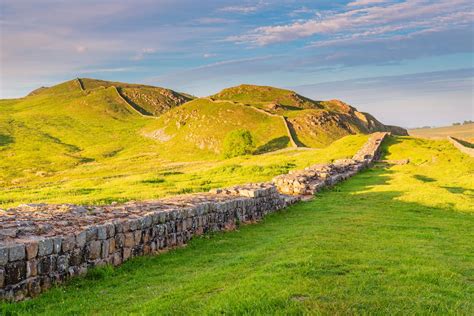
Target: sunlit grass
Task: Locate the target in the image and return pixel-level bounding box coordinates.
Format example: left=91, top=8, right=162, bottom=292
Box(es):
left=2, top=136, right=473, bottom=315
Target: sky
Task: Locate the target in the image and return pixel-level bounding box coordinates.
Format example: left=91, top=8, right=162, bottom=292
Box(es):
left=1, top=0, right=473, bottom=127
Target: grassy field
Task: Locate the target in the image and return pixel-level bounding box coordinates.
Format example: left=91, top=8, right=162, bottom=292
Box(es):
left=0, top=134, right=368, bottom=208
left=409, top=124, right=474, bottom=141
left=2, top=136, right=473, bottom=315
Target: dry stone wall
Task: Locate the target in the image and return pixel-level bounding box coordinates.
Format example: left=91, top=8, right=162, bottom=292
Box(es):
left=0, top=133, right=388, bottom=301
left=273, top=132, right=388, bottom=195
left=447, top=136, right=474, bottom=157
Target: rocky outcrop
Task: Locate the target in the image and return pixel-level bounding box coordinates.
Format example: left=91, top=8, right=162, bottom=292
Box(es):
left=0, top=133, right=388, bottom=301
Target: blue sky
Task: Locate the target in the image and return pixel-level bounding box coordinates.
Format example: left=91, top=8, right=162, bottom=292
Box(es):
left=1, top=0, right=473, bottom=127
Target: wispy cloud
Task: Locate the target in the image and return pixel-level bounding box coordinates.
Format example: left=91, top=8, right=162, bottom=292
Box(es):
left=132, top=48, right=157, bottom=61
left=218, top=1, right=267, bottom=14
left=229, top=0, right=473, bottom=46
left=347, top=0, right=388, bottom=7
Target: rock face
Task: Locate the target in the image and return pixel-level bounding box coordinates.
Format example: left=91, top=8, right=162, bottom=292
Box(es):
left=0, top=133, right=388, bottom=301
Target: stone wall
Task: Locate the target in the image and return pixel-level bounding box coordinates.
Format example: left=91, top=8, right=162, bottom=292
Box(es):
left=272, top=132, right=388, bottom=195
left=447, top=136, right=474, bottom=157
left=0, top=133, right=388, bottom=301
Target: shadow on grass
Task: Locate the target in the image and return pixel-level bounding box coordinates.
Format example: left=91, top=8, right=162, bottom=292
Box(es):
left=413, top=175, right=436, bottom=183
left=255, top=136, right=290, bottom=154
left=0, top=134, right=14, bottom=146
left=2, top=166, right=472, bottom=315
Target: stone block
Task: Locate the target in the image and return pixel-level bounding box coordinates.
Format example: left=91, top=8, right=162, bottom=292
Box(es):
left=26, top=277, right=41, bottom=297
left=25, top=241, right=39, bottom=260
left=38, top=238, right=54, bottom=257
left=53, top=237, right=62, bottom=254
left=87, top=241, right=101, bottom=260
left=85, top=227, right=98, bottom=242
left=57, top=255, right=69, bottom=273
left=5, top=261, right=27, bottom=285
left=0, top=247, right=8, bottom=265
left=38, top=255, right=56, bottom=275
left=61, top=235, right=76, bottom=253
left=108, top=238, right=116, bottom=254
left=75, top=231, right=87, bottom=248
left=123, top=248, right=132, bottom=261
left=8, top=244, right=26, bottom=262
left=97, top=226, right=107, bottom=240
left=26, top=259, right=38, bottom=278
left=133, top=230, right=142, bottom=245
left=105, top=223, right=115, bottom=238
left=0, top=268, right=4, bottom=288
left=124, top=233, right=134, bottom=248
left=101, top=240, right=109, bottom=259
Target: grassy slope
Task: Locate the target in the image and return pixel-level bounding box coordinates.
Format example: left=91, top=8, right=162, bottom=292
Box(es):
left=211, top=84, right=406, bottom=147
left=142, top=98, right=290, bottom=157
left=79, top=78, right=193, bottom=116
left=0, top=135, right=368, bottom=208
left=409, top=124, right=474, bottom=141
left=2, top=136, right=473, bottom=315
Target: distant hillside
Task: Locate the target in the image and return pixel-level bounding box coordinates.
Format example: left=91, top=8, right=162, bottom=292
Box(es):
left=409, top=124, right=474, bottom=141
left=30, top=78, right=194, bottom=116
left=0, top=79, right=407, bottom=186
left=206, top=84, right=407, bottom=147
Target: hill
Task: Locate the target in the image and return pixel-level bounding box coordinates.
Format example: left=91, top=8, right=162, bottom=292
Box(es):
left=409, top=124, right=474, bottom=141
left=209, top=84, right=407, bottom=147
left=0, top=79, right=408, bottom=207
left=31, top=78, right=194, bottom=116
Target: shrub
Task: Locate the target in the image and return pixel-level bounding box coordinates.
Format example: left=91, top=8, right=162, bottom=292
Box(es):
left=222, top=129, right=255, bottom=158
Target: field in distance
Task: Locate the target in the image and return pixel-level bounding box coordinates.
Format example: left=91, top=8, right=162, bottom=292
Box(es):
left=409, top=123, right=474, bottom=141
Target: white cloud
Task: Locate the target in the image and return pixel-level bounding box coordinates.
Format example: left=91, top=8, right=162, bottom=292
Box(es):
left=347, top=0, right=388, bottom=7
left=229, top=0, right=474, bottom=46
left=218, top=1, right=267, bottom=14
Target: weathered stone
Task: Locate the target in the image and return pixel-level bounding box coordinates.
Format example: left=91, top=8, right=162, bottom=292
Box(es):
left=97, top=226, right=107, bottom=240
left=85, top=227, right=98, bottom=242
left=5, top=261, right=27, bottom=285
left=38, top=255, right=56, bottom=275
left=53, top=237, right=62, bottom=254
left=25, top=241, right=39, bottom=259
left=26, top=259, right=38, bottom=278
left=0, top=268, right=4, bottom=287
left=124, top=233, right=134, bottom=248
left=57, top=255, right=69, bottom=273
left=38, top=239, right=54, bottom=257
left=75, top=231, right=87, bottom=248
left=61, top=235, right=76, bottom=253
left=8, top=244, right=26, bottom=262
left=0, top=247, right=8, bottom=265
left=87, top=241, right=101, bottom=260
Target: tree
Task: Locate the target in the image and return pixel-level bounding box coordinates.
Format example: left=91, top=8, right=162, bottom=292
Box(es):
left=222, top=129, right=255, bottom=158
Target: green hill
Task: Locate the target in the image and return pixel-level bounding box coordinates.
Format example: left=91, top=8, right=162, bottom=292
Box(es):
left=0, top=79, right=408, bottom=207
left=210, top=84, right=407, bottom=147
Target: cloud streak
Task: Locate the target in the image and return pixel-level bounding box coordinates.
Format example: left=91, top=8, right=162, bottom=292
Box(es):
left=229, top=0, right=473, bottom=46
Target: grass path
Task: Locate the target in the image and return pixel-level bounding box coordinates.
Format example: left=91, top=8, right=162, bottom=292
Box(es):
left=2, top=137, right=473, bottom=314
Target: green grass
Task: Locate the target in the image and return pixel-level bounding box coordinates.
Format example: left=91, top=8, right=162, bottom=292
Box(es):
left=0, top=134, right=368, bottom=208
left=2, top=136, right=473, bottom=315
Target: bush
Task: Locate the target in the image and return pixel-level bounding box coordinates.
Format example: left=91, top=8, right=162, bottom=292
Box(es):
left=222, top=129, right=255, bottom=158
